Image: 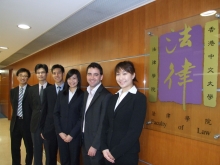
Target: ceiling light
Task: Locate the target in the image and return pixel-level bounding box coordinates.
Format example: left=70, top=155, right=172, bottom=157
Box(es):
left=200, top=10, right=217, bottom=17
left=0, top=46, right=8, bottom=50
left=17, top=24, right=31, bottom=29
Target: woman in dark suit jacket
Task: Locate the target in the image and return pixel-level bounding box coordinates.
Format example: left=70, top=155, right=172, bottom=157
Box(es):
left=54, top=69, right=84, bottom=165
left=101, top=61, right=147, bottom=165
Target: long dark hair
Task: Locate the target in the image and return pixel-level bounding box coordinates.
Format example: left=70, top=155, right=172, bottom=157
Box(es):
left=63, top=69, right=81, bottom=95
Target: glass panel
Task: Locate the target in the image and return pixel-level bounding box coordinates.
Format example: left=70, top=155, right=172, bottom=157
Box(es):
left=145, top=9, right=220, bottom=145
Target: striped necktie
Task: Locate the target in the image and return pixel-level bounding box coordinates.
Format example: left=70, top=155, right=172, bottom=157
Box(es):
left=17, top=87, right=24, bottom=117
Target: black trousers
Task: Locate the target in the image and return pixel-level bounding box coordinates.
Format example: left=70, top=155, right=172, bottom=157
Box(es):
left=57, top=134, right=81, bottom=165
left=43, top=134, right=58, bottom=165
left=32, top=126, right=46, bottom=165
left=10, top=119, right=33, bottom=165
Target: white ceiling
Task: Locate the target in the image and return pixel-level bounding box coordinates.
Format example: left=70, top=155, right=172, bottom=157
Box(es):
left=0, top=0, right=154, bottom=68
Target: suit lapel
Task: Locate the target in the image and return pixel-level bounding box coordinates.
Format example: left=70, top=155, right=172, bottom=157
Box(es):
left=87, top=85, right=103, bottom=109
left=69, top=89, right=79, bottom=104
left=52, top=85, right=57, bottom=99
left=114, top=93, right=134, bottom=115
left=14, top=87, right=19, bottom=109
left=35, top=84, right=41, bottom=102
left=82, top=91, right=88, bottom=115
left=22, top=85, right=30, bottom=101
left=46, top=83, right=51, bottom=87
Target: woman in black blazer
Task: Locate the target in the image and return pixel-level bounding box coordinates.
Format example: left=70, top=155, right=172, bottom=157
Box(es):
left=54, top=69, right=84, bottom=165
left=101, top=61, right=147, bottom=165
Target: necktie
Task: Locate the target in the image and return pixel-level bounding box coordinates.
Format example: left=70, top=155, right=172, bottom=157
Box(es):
left=57, top=86, right=61, bottom=94
left=40, top=86, right=44, bottom=103
left=17, top=87, right=24, bottom=117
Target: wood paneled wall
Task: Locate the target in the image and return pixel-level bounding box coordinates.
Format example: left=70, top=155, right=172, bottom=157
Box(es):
left=0, top=70, right=10, bottom=118
left=1, top=0, right=220, bottom=164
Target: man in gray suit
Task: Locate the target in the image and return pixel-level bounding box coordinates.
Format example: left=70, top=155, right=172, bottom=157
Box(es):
left=82, top=62, right=111, bottom=165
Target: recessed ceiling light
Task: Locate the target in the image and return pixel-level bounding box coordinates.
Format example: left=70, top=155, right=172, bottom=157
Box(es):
left=17, top=24, right=31, bottom=29
left=0, top=46, right=8, bottom=50
left=200, top=10, right=217, bottom=17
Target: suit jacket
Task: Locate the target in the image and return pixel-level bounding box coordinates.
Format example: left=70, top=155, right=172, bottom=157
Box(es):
left=54, top=88, right=84, bottom=139
left=29, top=83, right=52, bottom=133
left=101, top=91, right=147, bottom=159
left=10, top=85, right=32, bottom=132
left=82, top=84, right=111, bottom=151
left=39, top=85, right=59, bottom=140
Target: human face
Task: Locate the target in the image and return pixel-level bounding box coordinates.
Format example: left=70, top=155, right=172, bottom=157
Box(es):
left=67, top=74, right=78, bottom=89
left=87, top=67, right=103, bottom=90
left=36, top=68, right=47, bottom=82
left=116, top=69, right=135, bottom=92
left=52, top=68, right=63, bottom=84
left=17, top=72, right=29, bottom=87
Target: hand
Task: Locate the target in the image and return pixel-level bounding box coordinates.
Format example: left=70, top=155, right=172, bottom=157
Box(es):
left=64, top=135, right=73, bottom=143
left=102, top=149, right=115, bottom=163
left=40, top=133, right=45, bottom=140
left=88, top=146, right=97, bottom=157
left=59, top=132, right=67, bottom=140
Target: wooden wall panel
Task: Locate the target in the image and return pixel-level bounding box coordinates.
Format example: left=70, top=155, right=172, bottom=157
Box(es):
left=118, top=14, right=129, bottom=58
left=140, top=129, right=220, bottom=165
left=68, top=35, right=81, bottom=66
left=1, top=0, right=220, bottom=165
left=80, top=64, right=88, bottom=87
left=0, top=70, right=10, bottom=117
left=127, top=10, right=140, bottom=56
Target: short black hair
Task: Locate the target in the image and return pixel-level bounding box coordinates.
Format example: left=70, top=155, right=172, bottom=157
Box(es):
left=34, top=64, right=48, bottom=73
left=16, top=68, right=31, bottom=78
left=86, top=62, right=103, bottom=75
left=51, top=64, right=65, bottom=73
left=63, top=69, right=81, bottom=95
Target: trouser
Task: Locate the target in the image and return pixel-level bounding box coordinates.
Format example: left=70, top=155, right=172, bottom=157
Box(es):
left=11, top=119, right=33, bottom=165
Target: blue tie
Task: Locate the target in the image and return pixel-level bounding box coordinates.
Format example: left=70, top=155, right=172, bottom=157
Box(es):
left=57, top=86, right=61, bottom=94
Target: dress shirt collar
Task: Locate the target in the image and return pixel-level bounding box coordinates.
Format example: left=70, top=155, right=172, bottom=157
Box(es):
left=19, top=84, right=27, bottom=91
left=87, top=82, right=101, bottom=96
left=39, top=82, right=47, bottom=89
left=115, top=85, right=137, bottom=95
left=55, top=83, right=64, bottom=91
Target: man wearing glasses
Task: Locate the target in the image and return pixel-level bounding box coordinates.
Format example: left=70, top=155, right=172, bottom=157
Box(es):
left=29, top=64, right=52, bottom=165
left=10, top=68, right=33, bottom=165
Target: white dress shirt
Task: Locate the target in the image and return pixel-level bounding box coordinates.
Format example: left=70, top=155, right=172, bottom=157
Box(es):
left=39, top=82, right=47, bottom=94
left=68, top=88, right=76, bottom=103
left=82, top=83, right=102, bottom=132
left=55, top=83, right=64, bottom=94
left=114, top=85, right=137, bottom=110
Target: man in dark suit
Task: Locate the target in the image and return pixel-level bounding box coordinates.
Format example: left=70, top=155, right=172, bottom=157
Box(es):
left=10, top=68, right=33, bottom=165
left=39, top=64, right=65, bottom=165
left=29, top=64, right=52, bottom=165
left=82, top=62, right=111, bottom=165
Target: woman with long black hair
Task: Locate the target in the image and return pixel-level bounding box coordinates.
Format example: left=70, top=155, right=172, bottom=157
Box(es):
left=54, top=69, right=84, bottom=165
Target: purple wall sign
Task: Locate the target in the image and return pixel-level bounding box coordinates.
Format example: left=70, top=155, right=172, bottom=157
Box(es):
left=158, top=24, right=203, bottom=107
